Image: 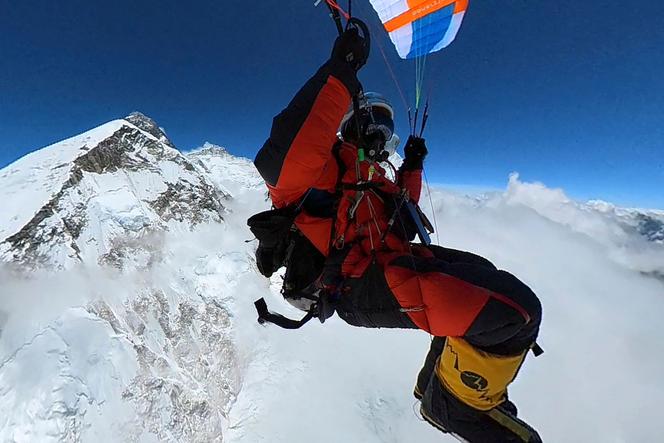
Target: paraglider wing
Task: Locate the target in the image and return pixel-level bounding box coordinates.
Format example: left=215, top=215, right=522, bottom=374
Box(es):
left=368, top=0, right=468, bottom=59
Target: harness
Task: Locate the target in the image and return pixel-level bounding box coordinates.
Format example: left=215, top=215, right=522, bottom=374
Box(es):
left=250, top=142, right=346, bottom=329
left=250, top=141, right=431, bottom=329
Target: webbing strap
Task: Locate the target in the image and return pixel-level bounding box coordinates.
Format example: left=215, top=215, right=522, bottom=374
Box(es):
left=254, top=298, right=315, bottom=329
left=486, top=408, right=536, bottom=442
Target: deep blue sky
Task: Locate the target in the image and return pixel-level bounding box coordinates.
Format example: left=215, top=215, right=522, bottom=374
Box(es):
left=1, top=1, right=663, bottom=207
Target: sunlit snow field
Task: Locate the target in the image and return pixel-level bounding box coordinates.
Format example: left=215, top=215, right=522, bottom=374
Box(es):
left=1, top=160, right=663, bottom=442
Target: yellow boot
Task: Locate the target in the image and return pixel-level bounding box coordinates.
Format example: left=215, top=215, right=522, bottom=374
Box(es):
left=420, top=337, right=542, bottom=442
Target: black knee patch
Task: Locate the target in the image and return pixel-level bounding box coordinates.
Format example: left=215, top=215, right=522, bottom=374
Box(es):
left=466, top=271, right=542, bottom=355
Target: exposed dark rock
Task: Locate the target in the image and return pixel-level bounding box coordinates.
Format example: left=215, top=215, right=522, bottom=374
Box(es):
left=119, top=287, right=237, bottom=441
left=87, top=300, right=127, bottom=336
left=3, top=200, right=62, bottom=266
left=74, top=126, right=143, bottom=174
left=641, top=270, right=664, bottom=284
left=1, top=148, right=101, bottom=266
left=62, top=203, right=87, bottom=239
left=125, top=112, right=175, bottom=148
left=189, top=144, right=228, bottom=157
left=65, top=168, right=84, bottom=188
left=98, top=232, right=165, bottom=270
left=148, top=182, right=225, bottom=225
left=636, top=213, right=664, bottom=243
left=1, top=115, right=227, bottom=269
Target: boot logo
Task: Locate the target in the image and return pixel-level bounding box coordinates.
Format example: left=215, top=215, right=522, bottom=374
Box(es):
left=460, top=371, right=488, bottom=391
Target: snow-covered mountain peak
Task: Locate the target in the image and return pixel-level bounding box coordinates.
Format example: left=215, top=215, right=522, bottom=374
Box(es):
left=187, top=143, right=265, bottom=198
left=125, top=111, right=174, bottom=148
left=0, top=116, right=267, bottom=442
left=195, top=141, right=229, bottom=156
left=0, top=119, right=128, bottom=242
left=0, top=115, right=228, bottom=270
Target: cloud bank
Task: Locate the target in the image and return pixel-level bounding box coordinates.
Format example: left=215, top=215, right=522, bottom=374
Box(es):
left=1, top=172, right=663, bottom=442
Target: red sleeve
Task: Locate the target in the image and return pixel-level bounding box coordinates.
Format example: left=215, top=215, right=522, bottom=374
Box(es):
left=274, top=76, right=350, bottom=203
left=255, top=61, right=360, bottom=207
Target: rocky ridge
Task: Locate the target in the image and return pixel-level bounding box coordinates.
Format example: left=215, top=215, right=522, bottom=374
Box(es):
left=0, top=114, right=263, bottom=442
left=0, top=114, right=228, bottom=271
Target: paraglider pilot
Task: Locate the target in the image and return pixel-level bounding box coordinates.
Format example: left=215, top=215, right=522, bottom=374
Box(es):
left=251, top=27, right=543, bottom=443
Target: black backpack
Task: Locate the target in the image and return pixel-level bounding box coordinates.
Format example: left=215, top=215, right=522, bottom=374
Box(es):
left=247, top=203, right=330, bottom=329
left=246, top=205, right=300, bottom=278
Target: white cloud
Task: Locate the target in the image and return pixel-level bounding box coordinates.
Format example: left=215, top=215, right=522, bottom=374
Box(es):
left=1, top=171, right=663, bottom=442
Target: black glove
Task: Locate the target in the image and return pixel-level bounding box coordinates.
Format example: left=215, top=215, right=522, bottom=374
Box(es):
left=401, top=136, right=428, bottom=170
left=331, top=27, right=369, bottom=72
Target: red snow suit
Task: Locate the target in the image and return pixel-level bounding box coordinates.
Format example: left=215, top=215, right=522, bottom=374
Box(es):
left=254, top=60, right=541, bottom=357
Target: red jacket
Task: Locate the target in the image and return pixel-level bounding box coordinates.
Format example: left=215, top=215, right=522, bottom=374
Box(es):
left=255, top=60, right=421, bottom=258
left=255, top=60, right=541, bottom=349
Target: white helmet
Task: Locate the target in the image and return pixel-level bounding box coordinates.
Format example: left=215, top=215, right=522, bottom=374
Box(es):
left=339, top=92, right=400, bottom=157
left=339, top=91, right=395, bottom=133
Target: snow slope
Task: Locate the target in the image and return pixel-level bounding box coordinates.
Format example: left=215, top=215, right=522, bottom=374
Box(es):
left=0, top=120, right=128, bottom=242
left=0, top=113, right=227, bottom=270
left=1, top=117, right=664, bottom=442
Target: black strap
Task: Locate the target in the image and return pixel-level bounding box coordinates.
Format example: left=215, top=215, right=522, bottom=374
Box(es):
left=254, top=298, right=316, bottom=329
left=531, top=342, right=544, bottom=357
